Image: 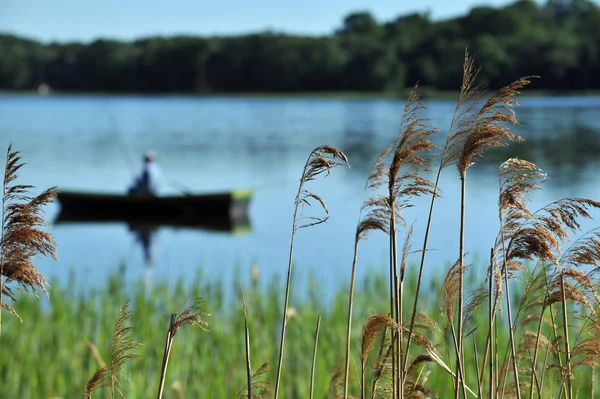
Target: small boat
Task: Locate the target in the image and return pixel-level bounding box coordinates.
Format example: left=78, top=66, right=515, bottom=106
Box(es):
left=55, top=189, right=252, bottom=233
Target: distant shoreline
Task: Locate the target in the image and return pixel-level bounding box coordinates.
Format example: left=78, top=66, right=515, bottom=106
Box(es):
left=2, top=89, right=600, bottom=99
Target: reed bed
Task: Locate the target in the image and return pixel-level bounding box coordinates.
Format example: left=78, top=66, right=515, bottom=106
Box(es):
left=1, top=265, right=482, bottom=398
left=2, top=51, right=600, bottom=398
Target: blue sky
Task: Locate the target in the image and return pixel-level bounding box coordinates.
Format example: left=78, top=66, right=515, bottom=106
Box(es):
left=0, top=0, right=587, bottom=43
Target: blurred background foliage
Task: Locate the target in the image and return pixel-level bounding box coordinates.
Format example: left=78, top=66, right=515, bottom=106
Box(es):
left=2, top=0, right=600, bottom=93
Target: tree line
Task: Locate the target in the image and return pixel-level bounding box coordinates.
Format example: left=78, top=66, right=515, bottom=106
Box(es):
left=1, top=0, right=599, bottom=93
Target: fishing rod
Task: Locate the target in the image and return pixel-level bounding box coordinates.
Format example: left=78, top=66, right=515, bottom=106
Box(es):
left=104, top=109, right=196, bottom=195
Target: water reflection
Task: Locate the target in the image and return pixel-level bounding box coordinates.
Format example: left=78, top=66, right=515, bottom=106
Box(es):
left=130, top=225, right=157, bottom=266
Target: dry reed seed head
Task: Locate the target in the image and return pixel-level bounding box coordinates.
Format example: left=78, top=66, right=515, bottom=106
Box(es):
left=544, top=198, right=600, bottom=234
left=327, top=359, right=345, bottom=399
left=519, top=330, right=551, bottom=353
left=86, top=299, right=140, bottom=398
left=356, top=217, right=389, bottom=242
left=364, top=144, right=392, bottom=191
left=563, top=231, right=600, bottom=269
left=404, top=313, right=442, bottom=335
left=546, top=364, right=573, bottom=383
left=403, top=381, right=435, bottom=399
left=1, top=145, right=58, bottom=319
left=504, top=226, right=561, bottom=268
left=560, top=268, right=596, bottom=293
left=296, top=190, right=331, bottom=230
left=516, top=264, right=553, bottom=317
left=356, top=195, right=391, bottom=242
left=404, top=329, right=438, bottom=354
left=237, top=362, right=270, bottom=399
left=498, top=158, right=546, bottom=224
left=301, top=145, right=350, bottom=184
left=0, top=301, right=22, bottom=322
left=388, top=86, right=439, bottom=203
left=84, top=367, right=109, bottom=398
left=443, top=53, right=535, bottom=175
left=361, top=313, right=397, bottom=365
left=399, top=225, right=414, bottom=281
left=463, top=287, right=488, bottom=326
left=545, top=281, right=593, bottom=311
left=440, top=259, right=465, bottom=325
left=493, top=263, right=504, bottom=302
left=572, top=337, right=600, bottom=367
left=172, top=300, right=210, bottom=336
left=294, top=146, right=349, bottom=231
left=371, top=384, right=393, bottom=399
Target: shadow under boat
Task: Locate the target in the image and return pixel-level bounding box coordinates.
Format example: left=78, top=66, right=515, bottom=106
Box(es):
left=53, top=189, right=253, bottom=234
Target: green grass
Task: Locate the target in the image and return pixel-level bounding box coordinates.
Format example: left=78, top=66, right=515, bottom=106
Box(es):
left=0, top=263, right=472, bottom=399
left=2, top=262, right=596, bottom=398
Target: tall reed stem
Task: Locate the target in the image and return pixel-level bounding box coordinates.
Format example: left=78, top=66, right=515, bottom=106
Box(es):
left=389, top=234, right=397, bottom=399
left=404, top=170, right=442, bottom=369
left=273, top=207, right=298, bottom=399
left=488, top=249, right=494, bottom=399
left=591, top=366, right=595, bottom=399
left=389, top=207, right=403, bottom=399
left=528, top=303, right=547, bottom=399
left=343, top=241, right=360, bottom=398
left=0, top=145, right=8, bottom=338
left=310, top=315, right=322, bottom=399
left=455, top=173, right=466, bottom=399
left=560, top=273, right=573, bottom=399
left=157, top=314, right=177, bottom=399
left=502, top=259, right=521, bottom=399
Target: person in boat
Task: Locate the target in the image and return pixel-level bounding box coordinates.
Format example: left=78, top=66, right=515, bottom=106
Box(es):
left=128, top=151, right=161, bottom=195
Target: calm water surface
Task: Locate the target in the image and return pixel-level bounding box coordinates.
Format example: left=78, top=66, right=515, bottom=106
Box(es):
left=1, top=94, right=599, bottom=300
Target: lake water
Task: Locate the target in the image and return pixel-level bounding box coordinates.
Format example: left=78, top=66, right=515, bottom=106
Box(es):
left=1, top=94, right=600, bottom=300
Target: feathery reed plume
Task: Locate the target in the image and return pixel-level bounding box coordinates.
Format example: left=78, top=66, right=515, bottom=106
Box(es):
left=344, top=145, right=392, bottom=399
left=508, top=263, right=550, bottom=399
left=368, top=323, right=391, bottom=399
left=310, top=315, right=322, bottom=399
left=490, top=158, right=547, bottom=398
left=362, top=314, right=397, bottom=369
left=273, top=145, right=349, bottom=399
left=386, top=85, right=438, bottom=398
left=362, top=314, right=396, bottom=399
left=440, top=260, right=463, bottom=329
left=329, top=359, right=346, bottom=399
left=0, top=143, right=57, bottom=329
left=403, top=54, right=481, bottom=390
left=157, top=298, right=209, bottom=399
left=403, top=354, right=435, bottom=399
left=85, top=300, right=140, bottom=399
left=440, top=48, right=536, bottom=399
left=237, top=362, right=270, bottom=399
left=490, top=155, right=600, bottom=399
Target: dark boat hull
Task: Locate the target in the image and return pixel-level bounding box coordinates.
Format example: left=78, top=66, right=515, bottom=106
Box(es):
left=55, top=190, right=252, bottom=232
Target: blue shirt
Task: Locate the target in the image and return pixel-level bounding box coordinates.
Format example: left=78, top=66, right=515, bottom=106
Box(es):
left=129, top=162, right=161, bottom=195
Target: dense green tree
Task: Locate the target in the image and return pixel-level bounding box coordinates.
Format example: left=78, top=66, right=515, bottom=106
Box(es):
left=2, top=0, right=600, bottom=93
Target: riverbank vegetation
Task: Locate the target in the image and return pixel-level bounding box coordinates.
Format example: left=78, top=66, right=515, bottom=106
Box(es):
left=2, top=52, right=600, bottom=398
left=2, top=1, right=600, bottom=93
